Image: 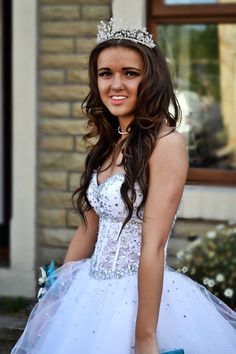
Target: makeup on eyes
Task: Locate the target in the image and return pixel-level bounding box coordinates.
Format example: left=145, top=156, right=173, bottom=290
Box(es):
left=98, top=67, right=142, bottom=76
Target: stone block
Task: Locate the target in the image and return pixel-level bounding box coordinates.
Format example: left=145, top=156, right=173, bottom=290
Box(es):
left=66, top=69, right=88, bottom=83
left=38, top=171, right=67, bottom=190
left=39, top=227, right=74, bottom=248
left=72, top=103, right=85, bottom=118
left=39, top=102, right=70, bottom=117
left=41, top=21, right=97, bottom=37
left=40, top=38, right=74, bottom=53
left=76, top=38, right=97, bottom=53
left=39, top=70, right=64, bottom=84
left=39, top=136, right=74, bottom=151
left=40, top=54, right=88, bottom=69
left=41, top=0, right=110, bottom=5
left=75, top=136, right=87, bottom=152
left=39, top=191, right=73, bottom=208
left=69, top=172, right=82, bottom=191
left=40, top=85, right=89, bottom=101
left=81, top=5, right=110, bottom=20
left=38, top=208, right=66, bottom=226
left=39, top=118, right=86, bottom=135
left=39, top=152, right=85, bottom=171
left=67, top=210, right=80, bottom=227
left=41, top=5, right=80, bottom=20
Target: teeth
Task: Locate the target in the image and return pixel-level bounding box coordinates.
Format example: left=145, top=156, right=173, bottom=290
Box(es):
left=111, top=96, right=127, bottom=100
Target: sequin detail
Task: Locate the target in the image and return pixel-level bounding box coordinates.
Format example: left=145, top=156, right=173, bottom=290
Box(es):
left=87, top=172, right=176, bottom=280
left=97, top=211, right=142, bottom=225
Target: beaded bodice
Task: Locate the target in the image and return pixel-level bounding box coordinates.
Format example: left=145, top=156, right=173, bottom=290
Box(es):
left=87, top=172, right=175, bottom=280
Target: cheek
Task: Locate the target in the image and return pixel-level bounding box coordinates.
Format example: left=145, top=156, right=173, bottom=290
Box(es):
left=97, top=80, right=108, bottom=100
left=97, top=80, right=102, bottom=95
left=130, top=82, right=140, bottom=100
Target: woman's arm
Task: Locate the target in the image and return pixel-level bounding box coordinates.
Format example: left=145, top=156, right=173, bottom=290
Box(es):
left=63, top=209, right=99, bottom=264
left=135, top=131, right=188, bottom=354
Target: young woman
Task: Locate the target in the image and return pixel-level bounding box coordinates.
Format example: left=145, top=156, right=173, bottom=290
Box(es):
left=12, top=19, right=236, bottom=354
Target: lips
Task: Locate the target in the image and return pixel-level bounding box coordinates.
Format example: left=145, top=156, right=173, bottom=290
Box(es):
left=110, top=95, right=128, bottom=105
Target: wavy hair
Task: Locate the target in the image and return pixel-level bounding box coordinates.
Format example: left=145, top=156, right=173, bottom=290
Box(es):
left=73, top=39, right=180, bottom=228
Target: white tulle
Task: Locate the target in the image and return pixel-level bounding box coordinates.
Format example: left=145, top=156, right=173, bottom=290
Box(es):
left=11, top=173, right=236, bottom=354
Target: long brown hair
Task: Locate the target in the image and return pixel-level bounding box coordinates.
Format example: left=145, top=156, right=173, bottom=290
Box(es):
left=73, top=39, right=180, bottom=228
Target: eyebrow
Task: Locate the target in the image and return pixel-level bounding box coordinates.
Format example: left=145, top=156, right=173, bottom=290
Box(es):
left=97, top=67, right=142, bottom=72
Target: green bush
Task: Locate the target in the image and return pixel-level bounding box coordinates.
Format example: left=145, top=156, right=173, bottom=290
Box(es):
left=177, top=222, right=236, bottom=310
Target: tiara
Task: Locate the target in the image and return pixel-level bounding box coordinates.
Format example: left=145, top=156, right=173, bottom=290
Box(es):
left=97, top=18, right=156, bottom=49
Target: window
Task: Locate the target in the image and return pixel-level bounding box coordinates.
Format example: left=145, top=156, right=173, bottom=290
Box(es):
left=149, top=0, right=236, bottom=185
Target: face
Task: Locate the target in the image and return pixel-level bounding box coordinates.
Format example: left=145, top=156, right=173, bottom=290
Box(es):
left=97, top=46, right=144, bottom=125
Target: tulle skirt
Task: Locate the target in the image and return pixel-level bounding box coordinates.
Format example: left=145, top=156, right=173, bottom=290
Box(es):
left=11, top=258, right=236, bottom=354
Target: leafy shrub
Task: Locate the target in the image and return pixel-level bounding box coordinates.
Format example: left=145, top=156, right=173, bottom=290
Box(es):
left=177, top=222, right=236, bottom=310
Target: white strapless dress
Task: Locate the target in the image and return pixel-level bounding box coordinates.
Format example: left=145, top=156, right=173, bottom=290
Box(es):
left=11, top=173, right=236, bottom=354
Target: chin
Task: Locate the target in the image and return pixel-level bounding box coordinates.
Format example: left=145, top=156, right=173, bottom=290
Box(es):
left=108, top=107, right=132, bottom=117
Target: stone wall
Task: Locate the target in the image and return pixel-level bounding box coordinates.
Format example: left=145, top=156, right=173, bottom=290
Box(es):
left=37, top=0, right=111, bottom=265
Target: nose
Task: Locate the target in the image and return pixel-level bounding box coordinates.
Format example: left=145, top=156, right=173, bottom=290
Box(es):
left=111, top=74, right=124, bottom=91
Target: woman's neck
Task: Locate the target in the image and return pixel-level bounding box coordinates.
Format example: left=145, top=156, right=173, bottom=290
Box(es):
left=117, top=116, right=133, bottom=133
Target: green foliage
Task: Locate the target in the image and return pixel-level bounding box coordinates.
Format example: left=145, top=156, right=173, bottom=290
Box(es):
left=177, top=223, right=236, bottom=310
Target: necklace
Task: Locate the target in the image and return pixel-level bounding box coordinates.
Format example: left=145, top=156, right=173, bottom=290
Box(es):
left=118, top=126, right=129, bottom=135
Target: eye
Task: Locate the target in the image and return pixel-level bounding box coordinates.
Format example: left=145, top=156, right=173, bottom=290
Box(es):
left=98, top=71, right=111, bottom=77
left=126, top=71, right=139, bottom=78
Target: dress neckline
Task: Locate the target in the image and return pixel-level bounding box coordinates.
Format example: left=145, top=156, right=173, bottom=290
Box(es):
left=95, top=171, right=125, bottom=188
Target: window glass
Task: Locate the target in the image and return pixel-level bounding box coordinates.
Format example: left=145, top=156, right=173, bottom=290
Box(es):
left=158, top=24, right=236, bottom=169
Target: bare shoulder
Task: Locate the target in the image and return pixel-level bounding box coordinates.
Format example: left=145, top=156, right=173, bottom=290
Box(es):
left=149, top=130, right=188, bottom=176
left=151, top=129, right=188, bottom=162
left=156, top=122, right=186, bottom=148
left=160, top=128, right=185, bottom=144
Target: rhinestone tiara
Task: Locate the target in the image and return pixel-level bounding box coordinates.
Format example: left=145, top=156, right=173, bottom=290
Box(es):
left=97, top=18, right=156, bottom=49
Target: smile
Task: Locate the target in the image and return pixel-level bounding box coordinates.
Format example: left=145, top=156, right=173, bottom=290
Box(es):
left=110, top=96, right=128, bottom=100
